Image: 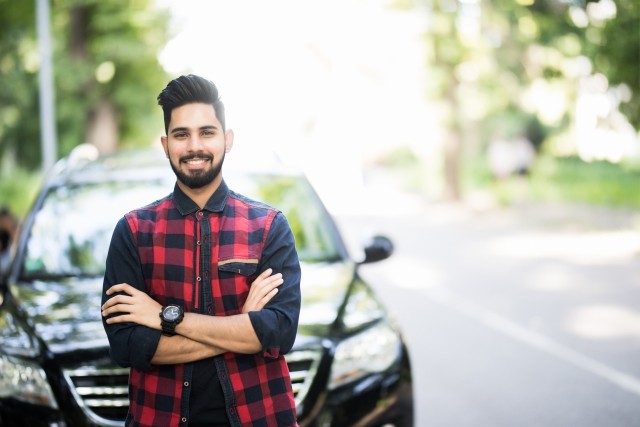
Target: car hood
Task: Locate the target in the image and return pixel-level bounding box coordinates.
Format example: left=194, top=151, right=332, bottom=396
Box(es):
left=8, top=261, right=356, bottom=355
left=9, top=277, right=109, bottom=355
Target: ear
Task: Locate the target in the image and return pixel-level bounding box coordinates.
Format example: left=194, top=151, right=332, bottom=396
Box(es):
left=160, top=135, right=169, bottom=158
left=224, top=129, right=234, bottom=153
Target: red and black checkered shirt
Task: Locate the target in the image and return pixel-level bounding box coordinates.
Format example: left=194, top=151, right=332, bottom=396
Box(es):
left=103, top=180, right=301, bottom=426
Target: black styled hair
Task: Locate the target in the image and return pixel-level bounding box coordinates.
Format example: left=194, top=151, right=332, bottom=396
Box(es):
left=157, top=74, right=226, bottom=135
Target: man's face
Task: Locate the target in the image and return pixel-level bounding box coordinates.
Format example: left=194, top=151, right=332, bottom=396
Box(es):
left=161, top=103, right=232, bottom=190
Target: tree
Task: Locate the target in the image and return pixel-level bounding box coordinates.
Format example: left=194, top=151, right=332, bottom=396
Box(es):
left=397, top=0, right=638, bottom=200
left=581, top=0, right=639, bottom=129
left=0, top=0, right=170, bottom=171
left=0, top=1, right=40, bottom=169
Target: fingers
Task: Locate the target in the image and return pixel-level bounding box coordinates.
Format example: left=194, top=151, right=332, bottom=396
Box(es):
left=102, top=283, right=137, bottom=317
left=102, top=307, right=128, bottom=323
left=253, top=268, right=273, bottom=283
left=256, top=287, right=279, bottom=310
left=105, top=282, right=136, bottom=296
left=254, top=272, right=283, bottom=289
left=102, top=290, right=134, bottom=308
left=263, top=287, right=279, bottom=303
left=242, top=269, right=284, bottom=313
left=101, top=296, right=132, bottom=316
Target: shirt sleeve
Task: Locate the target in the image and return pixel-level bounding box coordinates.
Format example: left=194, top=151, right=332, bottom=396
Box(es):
left=102, top=217, right=161, bottom=371
left=248, top=212, right=302, bottom=357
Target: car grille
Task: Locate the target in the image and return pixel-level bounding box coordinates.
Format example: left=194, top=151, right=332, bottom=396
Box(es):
left=64, top=349, right=322, bottom=425
left=64, top=366, right=129, bottom=426
left=285, top=349, right=323, bottom=405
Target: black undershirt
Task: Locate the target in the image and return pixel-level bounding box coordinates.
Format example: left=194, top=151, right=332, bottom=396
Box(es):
left=189, top=357, right=230, bottom=426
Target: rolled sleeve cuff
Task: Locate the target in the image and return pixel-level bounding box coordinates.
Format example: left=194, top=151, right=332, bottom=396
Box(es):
left=248, top=310, right=287, bottom=358
left=128, top=327, right=162, bottom=371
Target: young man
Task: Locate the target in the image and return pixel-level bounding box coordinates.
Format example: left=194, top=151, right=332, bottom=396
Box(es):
left=101, top=74, right=301, bottom=426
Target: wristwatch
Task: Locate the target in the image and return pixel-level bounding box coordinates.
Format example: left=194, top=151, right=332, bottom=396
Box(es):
left=159, top=304, right=184, bottom=336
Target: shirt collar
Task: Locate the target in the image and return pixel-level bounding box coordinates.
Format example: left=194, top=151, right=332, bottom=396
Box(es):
left=172, top=179, right=229, bottom=215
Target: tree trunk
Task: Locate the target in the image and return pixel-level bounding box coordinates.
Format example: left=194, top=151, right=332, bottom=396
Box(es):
left=443, top=123, right=461, bottom=200
left=86, top=100, right=118, bottom=155
left=70, top=5, right=119, bottom=154
left=431, top=2, right=463, bottom=201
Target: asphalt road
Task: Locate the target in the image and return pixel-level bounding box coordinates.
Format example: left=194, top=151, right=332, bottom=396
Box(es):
left=335, top=198, right=640, bottom=427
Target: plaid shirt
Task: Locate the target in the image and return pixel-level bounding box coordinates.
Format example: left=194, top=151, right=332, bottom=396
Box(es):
left=103, top=180, right=301, bottom=426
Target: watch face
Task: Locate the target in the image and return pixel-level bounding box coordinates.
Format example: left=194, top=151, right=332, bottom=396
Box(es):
left=164, top=306, right=180, bottom=322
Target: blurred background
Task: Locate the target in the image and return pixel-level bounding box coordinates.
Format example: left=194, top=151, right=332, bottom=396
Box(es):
left=0, top=0, right=639, bottom=426
left=0, top=0, right=638, bottom=216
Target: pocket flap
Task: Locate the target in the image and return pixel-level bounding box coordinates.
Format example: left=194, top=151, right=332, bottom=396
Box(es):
left=218, top=259, right=259, bottom=276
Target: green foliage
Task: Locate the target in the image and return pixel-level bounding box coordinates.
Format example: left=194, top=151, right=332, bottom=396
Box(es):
left=529, top=156, right=640, bottom=207
left=464, top=153, right=640, bottom=208
left=0, top=0, right=170, bottom=171
left=583, top=0, right=639, bottom=129
left=0, top=1, right=40, bottom=168
left=0, top=165, right=42, bottom=219
left=412, top=0, right=639, bottom=206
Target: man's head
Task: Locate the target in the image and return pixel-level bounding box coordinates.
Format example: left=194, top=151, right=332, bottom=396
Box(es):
left=157, top=75, right=233, bottom=191
left=157, top=74, right=226, bottom=135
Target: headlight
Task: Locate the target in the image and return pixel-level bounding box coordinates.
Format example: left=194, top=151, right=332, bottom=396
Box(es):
left=0, top=354, right=59, bottom=409
left=328, top=320, right=401, bottom=390
left=341, top=282, right=386, bottom=331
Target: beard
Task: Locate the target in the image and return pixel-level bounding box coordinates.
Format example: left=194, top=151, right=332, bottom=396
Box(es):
left=169, top=152, right=224, bottom=189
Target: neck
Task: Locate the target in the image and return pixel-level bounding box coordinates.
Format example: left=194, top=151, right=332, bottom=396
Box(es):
left=177, top=175, right=222, bottom=209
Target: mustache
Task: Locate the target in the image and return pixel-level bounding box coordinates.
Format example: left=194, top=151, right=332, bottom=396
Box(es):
left=179, top=153, right=213, bottom=162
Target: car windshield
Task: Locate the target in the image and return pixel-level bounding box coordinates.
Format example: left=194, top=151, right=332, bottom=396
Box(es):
left=21, top=172, right=341, bottom=280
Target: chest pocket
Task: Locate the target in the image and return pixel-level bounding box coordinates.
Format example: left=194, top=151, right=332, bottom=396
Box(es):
left=216, top=259, right=259, bottom=313
left=218, top=259, right=259, bottom=277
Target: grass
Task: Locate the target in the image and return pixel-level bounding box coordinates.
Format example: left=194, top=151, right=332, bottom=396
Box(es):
left=464, top=154, right=640, bottom=208
left=529, top=156, right=640, bottom=207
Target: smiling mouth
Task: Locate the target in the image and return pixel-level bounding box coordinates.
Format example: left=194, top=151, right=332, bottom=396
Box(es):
left=180, top=155, right=213, bottom=166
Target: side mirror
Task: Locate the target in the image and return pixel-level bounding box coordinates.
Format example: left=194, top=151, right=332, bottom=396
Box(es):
left=360, top=235, right=394, bottom=265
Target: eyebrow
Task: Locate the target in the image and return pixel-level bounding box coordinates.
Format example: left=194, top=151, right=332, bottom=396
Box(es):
left=170, top=125, right=219, bottom=134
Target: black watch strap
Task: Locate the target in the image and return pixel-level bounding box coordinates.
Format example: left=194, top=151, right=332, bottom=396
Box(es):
left=161, top=320, right=178, bottom=336
left=159, top=305, right=184, bottom=337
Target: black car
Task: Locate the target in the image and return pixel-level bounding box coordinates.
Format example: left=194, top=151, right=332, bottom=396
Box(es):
left=0, top=147, right=413, bottom=426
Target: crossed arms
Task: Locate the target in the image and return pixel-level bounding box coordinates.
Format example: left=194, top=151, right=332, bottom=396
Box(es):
left=101, top=269, right=283, bottom=365
left=101, top=214, right=301, bottom=371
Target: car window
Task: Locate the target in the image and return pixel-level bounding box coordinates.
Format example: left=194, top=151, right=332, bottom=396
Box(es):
left=21, top=173, right=340, bottom=280
left=22, top=181, right=171, bottom=279
left=227, top=173, right=341, bottom=263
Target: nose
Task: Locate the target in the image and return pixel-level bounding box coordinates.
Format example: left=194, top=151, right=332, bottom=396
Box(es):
left=186, top=133, right=205, bottom=150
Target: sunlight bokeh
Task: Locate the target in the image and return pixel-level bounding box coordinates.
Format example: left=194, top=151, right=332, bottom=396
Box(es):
left=156, top=0, right=436, bottom=212
left=154, top=0, right=639, bottom=213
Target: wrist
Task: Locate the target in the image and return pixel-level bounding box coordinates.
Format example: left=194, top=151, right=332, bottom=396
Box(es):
left=159, top=305, right=184, bottom=336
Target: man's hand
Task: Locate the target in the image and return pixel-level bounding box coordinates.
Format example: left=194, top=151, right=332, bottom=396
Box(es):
left=102, top=283, right=163, bottom=330
left=102, top=269, right=282, bottom=329
left=243, top=268, right=283, bottom=313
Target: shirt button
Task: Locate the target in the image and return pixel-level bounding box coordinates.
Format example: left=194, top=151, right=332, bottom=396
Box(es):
left=181, top=417, right=187, bottom=423
left=196, top=276, right=201, bottom=282
left=229, top=407, right=235, bottom=415
left=198, top=211, right=204, bottom=217
left=184, top=381, right=189, bottom=387
left=196, top=240, right=201, bottom=245
left=207, top=307, right=213, bottom=314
